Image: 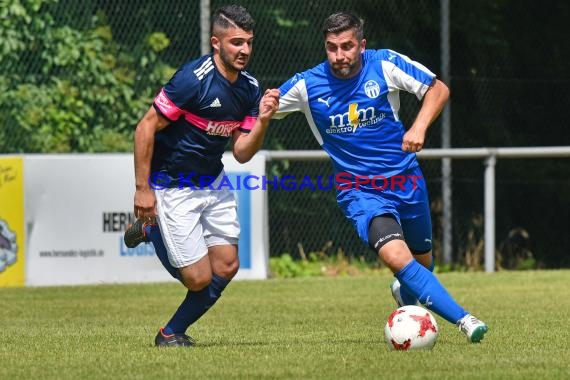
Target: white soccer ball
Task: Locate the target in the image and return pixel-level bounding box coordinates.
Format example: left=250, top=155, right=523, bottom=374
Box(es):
left=384, top=305, right=439, bottom=350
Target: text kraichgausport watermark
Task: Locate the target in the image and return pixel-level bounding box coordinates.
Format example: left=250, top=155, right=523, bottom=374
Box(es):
left=148, top=172, right=422, bottom=191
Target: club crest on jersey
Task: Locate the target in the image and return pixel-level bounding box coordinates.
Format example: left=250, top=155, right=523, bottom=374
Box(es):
left=364, top=80, right=380, bottom=98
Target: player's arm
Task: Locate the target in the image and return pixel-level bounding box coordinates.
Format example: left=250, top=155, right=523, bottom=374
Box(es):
left=402, top=79, right=449, bottom=153
left=232, top=88, right=280, bottom=163
left=272, top=73, right=306, bottom=120
left=133, top=106, right=170, bottom=218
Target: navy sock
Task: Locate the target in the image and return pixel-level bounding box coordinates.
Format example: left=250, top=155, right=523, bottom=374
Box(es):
left=398, top=256, right=435, bottom=305
left=164, top=274, right=230, bottom=334
left=396, top=260, right=468, bottom=324
left=146, top=225, right=179, bottom=280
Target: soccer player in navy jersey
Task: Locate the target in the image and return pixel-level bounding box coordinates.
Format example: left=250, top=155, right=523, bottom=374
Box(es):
left=129, top=5, right=279, bottom=347
left=273, top=11, right=488, bottom=343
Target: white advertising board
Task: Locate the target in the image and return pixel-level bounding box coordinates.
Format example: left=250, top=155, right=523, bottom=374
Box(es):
left=23, top=153, right=268, bottom=286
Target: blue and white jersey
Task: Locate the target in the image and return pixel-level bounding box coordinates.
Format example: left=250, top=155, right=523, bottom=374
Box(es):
left=275, top=49, right=435, bottom=189
left=152, top=54, right=262, bottom=187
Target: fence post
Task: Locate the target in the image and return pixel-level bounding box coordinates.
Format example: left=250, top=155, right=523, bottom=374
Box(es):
left=200, top=0, right=211, bottom=55
left=484, top=154, right=496, bottom=272
left=440, top=0, right=453, bottom=265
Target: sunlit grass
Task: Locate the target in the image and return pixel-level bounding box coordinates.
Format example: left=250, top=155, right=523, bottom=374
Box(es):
left=1, top=270, right=569, bottom=379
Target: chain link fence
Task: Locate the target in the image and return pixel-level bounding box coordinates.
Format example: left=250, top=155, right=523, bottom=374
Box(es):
left=1, top=0, right=568, bottom=268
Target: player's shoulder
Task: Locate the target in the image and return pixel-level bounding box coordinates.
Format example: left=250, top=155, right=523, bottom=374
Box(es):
left=279, top=61, right=328, bottom=95
left=239, top=70, right=260, bottom=89
left=290, top=61, right=329, bottom=86
left=168, top=55, right=214, bottom=89
left=363, top=48, right=402, bottom=62
left=306, top=61, right=329, bottom=79
left=184, top=55, right=215, bottom=81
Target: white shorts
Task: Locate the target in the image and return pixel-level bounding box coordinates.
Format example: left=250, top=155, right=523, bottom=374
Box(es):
left=154, top=171, right=240, bottom=268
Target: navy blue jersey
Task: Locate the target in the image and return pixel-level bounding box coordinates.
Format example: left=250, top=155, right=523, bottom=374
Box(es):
left=152, top=54, right=262, bottom=187
left=275, top=49, right=435, bottom=189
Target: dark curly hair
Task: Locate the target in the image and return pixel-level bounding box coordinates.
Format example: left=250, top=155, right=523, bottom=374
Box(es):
left=322, top=11, right=364, bottom=40
left=212, top=4, right=255, bottom=33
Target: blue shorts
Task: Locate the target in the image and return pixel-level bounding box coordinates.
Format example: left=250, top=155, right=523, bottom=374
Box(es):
left=337, top=166, right=432, bottom=252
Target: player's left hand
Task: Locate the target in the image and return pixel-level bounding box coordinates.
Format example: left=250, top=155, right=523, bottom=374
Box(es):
left=258, top=89, right=280, bottom=121
left=402, top=128, right=426, bottom=153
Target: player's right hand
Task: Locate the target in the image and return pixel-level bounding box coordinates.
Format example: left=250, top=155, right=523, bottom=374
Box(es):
left=134, top=188, right=157, bottom=219
left=258, top=89, right=280, bottom=121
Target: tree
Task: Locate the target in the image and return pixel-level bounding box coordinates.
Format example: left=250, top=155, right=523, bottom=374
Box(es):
left=0, top=0, right=174, bottom=153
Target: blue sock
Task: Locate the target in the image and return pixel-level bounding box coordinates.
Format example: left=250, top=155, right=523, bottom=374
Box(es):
left=398, top=283, right=419, bottom=306
left=163, top=274, right=230, bottom=334
left=396, top=260, right=468, bottom=324
left=146, top=225, right=179, bottom=280
left=398, top=256, right=435, bottom=305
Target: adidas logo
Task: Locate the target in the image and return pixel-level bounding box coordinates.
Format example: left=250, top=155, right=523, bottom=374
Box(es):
left=209, top=98, right=222, bottom=108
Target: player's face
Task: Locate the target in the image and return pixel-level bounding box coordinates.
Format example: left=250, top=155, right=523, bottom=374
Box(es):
left=212, top=27, right=254, bottom=74
left=325, top=29, right=366, bottom=79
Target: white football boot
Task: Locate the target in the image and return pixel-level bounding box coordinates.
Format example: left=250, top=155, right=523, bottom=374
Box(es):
left=457, top=314, right=489, bottom=343
left=390, top=279, right=419, bottom=308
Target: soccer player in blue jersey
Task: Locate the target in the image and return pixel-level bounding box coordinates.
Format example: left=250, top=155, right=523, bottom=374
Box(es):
left=274, top=11, right=488, bottom=343
left=127, top=5, right=279, bottom=347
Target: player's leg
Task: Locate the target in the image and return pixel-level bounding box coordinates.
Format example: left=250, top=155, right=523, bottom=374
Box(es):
left=388, top=249, right=434, bottom=307
left=369, top=215, right=419, bottom=307
left=389, top=167, right=436, bottom=306
left=156, top=179, right=239, bottom=346
left=151, top=186, right=213, bottom=346
left=175, top=243, right=239, bottom=327
left=183, top=183, right=242, bottom=321
left=369, top=216, right=488, bottom=342
left=338, top=190, right=416, bottom=304
left=145, top=224, right=179, bottom=280
left=370, top=218, right=463, bottom=321
left=394, top=201, right=436, bottom=306
left=339, top=187, right=487, bottom=342
left=163, top=243, right=238, bottom=334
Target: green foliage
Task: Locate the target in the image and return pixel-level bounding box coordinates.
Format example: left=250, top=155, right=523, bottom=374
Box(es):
left=515, top=258, right=537, bottom=271
left=0, top=0, right=174, bottom=153
left=269, top=251, right=384, bottom=278
left=269, top=253, right=323, bottom=278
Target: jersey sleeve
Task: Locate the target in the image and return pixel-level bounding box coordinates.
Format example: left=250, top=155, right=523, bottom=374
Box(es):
left=379, top=49, right=436, bottom=100
left=153, top=65, right=200, bottom=122
left=273, top=73, right=309, bottom=120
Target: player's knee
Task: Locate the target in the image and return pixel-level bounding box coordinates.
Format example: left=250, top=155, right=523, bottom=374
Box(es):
left=179, top=269, right=212, bottom=291
left=188, top=275, right=212, bottom=291
left=216, top=257, right=240, bottom=280
left=379, top=240, right=413, bottom=271
left=368, top=215, right=412, bottom=272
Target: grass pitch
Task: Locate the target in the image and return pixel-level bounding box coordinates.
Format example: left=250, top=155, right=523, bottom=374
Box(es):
left=1, top=270, right=569, bottom=379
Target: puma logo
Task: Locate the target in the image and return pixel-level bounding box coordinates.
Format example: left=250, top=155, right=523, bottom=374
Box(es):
left=318, top=97, right=331, bottom=107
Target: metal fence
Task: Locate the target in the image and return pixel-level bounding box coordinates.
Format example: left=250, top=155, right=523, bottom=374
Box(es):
left=264, top=148, right=570, bottom=271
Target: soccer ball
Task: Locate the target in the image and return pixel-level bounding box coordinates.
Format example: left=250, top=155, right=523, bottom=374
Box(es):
left=384, top=305, right=438, bottom=350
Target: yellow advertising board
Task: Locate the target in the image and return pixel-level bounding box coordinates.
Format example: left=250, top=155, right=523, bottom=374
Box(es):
left=0, top=156, right=25, bottom=286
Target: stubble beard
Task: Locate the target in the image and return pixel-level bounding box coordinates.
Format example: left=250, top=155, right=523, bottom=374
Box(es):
left=331, top=60, right=359, bottom=79
left=220, top=47, right=249, bottom=73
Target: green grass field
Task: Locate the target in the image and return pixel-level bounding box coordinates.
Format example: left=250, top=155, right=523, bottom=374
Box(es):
left=1, top=270, right=569, bottom=379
